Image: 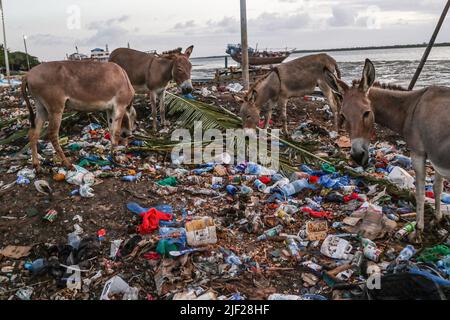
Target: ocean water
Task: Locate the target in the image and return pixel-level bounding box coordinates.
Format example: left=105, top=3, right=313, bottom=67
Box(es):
left=191, top=46, right=450, bottom=88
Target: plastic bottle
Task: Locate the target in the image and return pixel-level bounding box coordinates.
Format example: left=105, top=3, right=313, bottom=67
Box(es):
left=24, top=258, right=47, bottom=275
left=68, top=232, right=81, bottom=250
left=268, top=294, right=302, bottom=300
left=395, top=222, right=417, bottom=240
left=226, top=185, right=238, bottom=195
left=280, top=179, right=311, bottom=197
left=239, top=186, right=253, bottom=195
left=286, top=238, right=301, bottom=260
left=257, top=225, right=284, bottom=241
left=245, top=163, right=261, bottom=175
left=397, top=245, right=416, bottom=262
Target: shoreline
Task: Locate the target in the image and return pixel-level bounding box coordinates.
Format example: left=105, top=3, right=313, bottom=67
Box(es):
left=191, top=42, right=450, bottom=60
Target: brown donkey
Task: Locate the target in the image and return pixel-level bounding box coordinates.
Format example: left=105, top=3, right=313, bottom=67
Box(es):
left=109, top=46, right=194, bottom=131
left=237, top=53, right=342, bottom=134
left=22, top=60, right=136, bottom=170
left=324, top=59, right=450, bottom=242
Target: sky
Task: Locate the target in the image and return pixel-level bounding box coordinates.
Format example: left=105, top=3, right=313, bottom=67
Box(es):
left=3, top=0, right=450, bottom=61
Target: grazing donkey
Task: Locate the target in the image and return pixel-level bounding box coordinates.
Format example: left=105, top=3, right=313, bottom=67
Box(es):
left=22, top=60, right=136, bottom=170
left=324, top=59, right=450, bottom=242
left=109, top=46, right=194, bottom=131
left=237, top=53, right=342, bottom=134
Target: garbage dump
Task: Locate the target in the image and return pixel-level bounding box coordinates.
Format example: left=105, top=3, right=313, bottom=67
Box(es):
left=0, top=83, right=449, bottom=301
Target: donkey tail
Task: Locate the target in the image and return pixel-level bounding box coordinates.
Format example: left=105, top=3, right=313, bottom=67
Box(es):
left=21, top=76, right=35, bottom=128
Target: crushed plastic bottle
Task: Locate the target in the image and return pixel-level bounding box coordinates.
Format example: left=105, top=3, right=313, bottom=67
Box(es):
left=257, top=225, right=284, bottom=241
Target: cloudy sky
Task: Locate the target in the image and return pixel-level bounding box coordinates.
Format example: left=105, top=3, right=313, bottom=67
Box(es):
left=4, top=0, right=450, bottom=60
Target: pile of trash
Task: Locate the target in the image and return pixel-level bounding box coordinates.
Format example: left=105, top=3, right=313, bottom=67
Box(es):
left=0, top=86, right=449, bottom=300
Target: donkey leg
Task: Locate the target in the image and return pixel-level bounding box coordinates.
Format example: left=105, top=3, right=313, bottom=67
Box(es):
left=264, top=100, right=275, bottom=129
left=47, top=111, right=71, bottom=168
left=278, top=97, right=289, bottom=135
left=158, top=89, right=168, bottom=127
left=149, top=91, right=158, bottom=132
left=29, top=103, right=48, bottom=171
left=319, top=82, right=340, bottom=131
left=433, top=173, right=444, bottom=223
left=412, top=153, right=426, bottom=242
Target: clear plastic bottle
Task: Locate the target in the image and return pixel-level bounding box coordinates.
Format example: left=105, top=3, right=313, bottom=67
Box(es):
left=281, top=179, right=310, bottom=196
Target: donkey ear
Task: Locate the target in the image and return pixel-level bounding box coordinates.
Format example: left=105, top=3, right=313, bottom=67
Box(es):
left=323, top=68, right=348, bottom=95
left=359, top=59, right=376, bottom=93
left=184, top=45, right=194, bottom=57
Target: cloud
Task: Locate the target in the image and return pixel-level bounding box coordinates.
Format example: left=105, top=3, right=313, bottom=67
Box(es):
left=173, top=20, right=196, bottom=30
left=82, top=15, right=135, bottom=46
left=328, top=6, right=357, bottom=27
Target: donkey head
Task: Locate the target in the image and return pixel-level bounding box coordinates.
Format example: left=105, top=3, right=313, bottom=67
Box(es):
left=324, top=59, right=376, bottom=166
left=170, top=46, right=194, bottom=94
left=236, top=91, right=260, bottom=133
left=119, top=105, right=137, bottom=145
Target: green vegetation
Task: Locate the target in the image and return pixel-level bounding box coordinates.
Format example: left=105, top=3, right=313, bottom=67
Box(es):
left=0, top=45, right=40, bottom=72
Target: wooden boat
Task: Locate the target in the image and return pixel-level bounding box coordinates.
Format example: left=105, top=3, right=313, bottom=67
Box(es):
left=230, top=53, right=290, bottom=66
left=226, top=44, right=292, bottom=66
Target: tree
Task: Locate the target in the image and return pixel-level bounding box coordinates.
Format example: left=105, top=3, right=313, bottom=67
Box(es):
left=0, top=45, right=40, bottom=72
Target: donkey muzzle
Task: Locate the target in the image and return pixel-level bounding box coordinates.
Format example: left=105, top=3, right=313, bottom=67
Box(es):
left=351, top=138, right=369, bottom=166
left=180, top=80, right=193, bottom=95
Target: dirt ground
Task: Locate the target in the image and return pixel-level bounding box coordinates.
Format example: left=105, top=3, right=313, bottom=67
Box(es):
left=0, top=84, right=448, bottom=300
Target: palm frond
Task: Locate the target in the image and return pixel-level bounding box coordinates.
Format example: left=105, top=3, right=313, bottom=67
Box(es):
left=165, top=92, right=330, bottom=171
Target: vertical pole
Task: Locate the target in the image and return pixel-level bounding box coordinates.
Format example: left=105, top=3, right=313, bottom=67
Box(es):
left=240, top=0, right=249, bottom=90
left=225, top=56, right=228, bottom=68
left=409, top=0, right=450, bottom=90
left=0, top=0, right=10, bottom=84
left=23, top=35, right=30, bottom=71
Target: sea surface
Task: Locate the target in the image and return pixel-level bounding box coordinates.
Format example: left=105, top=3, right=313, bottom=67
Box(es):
left=191, top=46, right=450, bottom=88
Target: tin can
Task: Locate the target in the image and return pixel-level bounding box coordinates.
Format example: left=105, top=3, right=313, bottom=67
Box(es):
left=254, top=179, right=267, bottom=192
left=43, top=209, right=58, bottom=223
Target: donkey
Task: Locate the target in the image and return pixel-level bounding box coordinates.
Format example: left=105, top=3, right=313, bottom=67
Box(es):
left=109, top=46, right=194, bottom=131
left=21, top=60, right=136, bottom=170
left=324, top=59, right=450, bottom=242
left=237, top=53, right=342, bottom=135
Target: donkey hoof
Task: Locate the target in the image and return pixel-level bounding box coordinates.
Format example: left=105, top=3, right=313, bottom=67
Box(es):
left=408, top=230, right=423, bottom=244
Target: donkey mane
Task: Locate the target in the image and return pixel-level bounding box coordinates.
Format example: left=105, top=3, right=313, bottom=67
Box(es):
left=352, top=79, right=408, bottom=91
left=245, top=71, right=273, bottom=100
left=159, top=48, right=183, bottom=58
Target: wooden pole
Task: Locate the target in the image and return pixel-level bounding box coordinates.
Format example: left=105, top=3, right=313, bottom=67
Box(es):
left=240, top=0, right=249, bottom=90
left=0, top=0, right=10, bottom=84
left=409, top=0, right=450, bottom=90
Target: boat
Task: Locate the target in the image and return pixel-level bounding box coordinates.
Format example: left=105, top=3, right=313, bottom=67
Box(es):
left=226, top=44, right=293, bottom=66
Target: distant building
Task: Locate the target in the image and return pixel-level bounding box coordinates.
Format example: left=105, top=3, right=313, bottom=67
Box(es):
left=67, top=52, right=89, bottom=61
left=90, top=47, right=110, bottom=62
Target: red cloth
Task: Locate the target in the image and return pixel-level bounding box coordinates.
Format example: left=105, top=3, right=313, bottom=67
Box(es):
left=143, top=252, right=161, bottom=260
left=343, top=192, right=363, bottom=202
left=259, top=176, right=272, bottom=184
left=138, top=208, right=173, bottom=235
left=302, top=207, right=333, bottom=219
